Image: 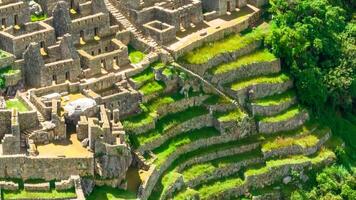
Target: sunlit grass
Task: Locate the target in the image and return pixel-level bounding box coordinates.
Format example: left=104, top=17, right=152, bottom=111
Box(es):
left=229, top=73, right=290, bottom=91
left=211, top=49, right=276, bottom=74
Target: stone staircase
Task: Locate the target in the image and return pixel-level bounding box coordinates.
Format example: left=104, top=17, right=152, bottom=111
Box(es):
left=105, top=0, right=172, bottom=60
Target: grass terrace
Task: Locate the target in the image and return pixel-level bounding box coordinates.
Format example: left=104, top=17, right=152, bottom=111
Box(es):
left=211, top=49, right=277, bottom=74
left=252, top=90, right=296, bottom=106
left=214, top=108, right=246, bottom=122
left=130, top=106, right=209, bottom=148
left=258, top=106, right=304, bottom=123
left=3, top=189, right=76, bottom=199
left=131, top=67, right=155, bottom=85
left=149, top=135, right=263, bottom=199
left=87, top=186, right=137, bottom=200
left=174, top=188, right=199, bottom=200
left=196, top=174, right=244, bottom=200
left=229, top=73, right=290, bottom=91
left=152, top=127, right=221, bottom=167
left=128, top=45, right=146, bottom=64
left=139, top=80, right=165, bottom=95
left=5, top=98, right=29, bottom=112
left=245, top=148, right=335, bottom=177
left=262, top=127, right=330, bottom=153
left=203, top=94, right=231, bottom=105
left=181, top=28, right=267, bottom=65
left=182, top=149, right=262, bottom=182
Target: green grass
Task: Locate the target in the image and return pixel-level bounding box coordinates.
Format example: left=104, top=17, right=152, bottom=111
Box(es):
left=128, top=45, right=145, bottom=64
left=245, top=148, right=335, bottom=177
left=174, top=188, right=199, bottom=200
left=229, top=73, right=290, bottom=91
left=253, top=90, right=296, bottom=106
left=0, top=50, right=11, bottom=58
left=259, top=106, right=304, bottom=123
left=87, top=186, right=137, bottom=200
left=197, top=175, right=244, bottom=200
left=5, top=98, right=29, bottom=112
left=3, top=189, right=76, bottom=199
left=181, top=28, right=266, bottom=64
left=31, top=14, right=48, bottom=22
left=215, top=109, right=246, bottom=122
left=153, top=127, right=220, bottom=167
left=131, top=67, right=155, bottom=85
left=211, top=49, right=277, bottom=74
left=203, top=95, right=231, bottom=105
left=182, top=149, right=261, bottom=182
left=122, top=112, right=155, bottom=133
left=139, top=80, right=165, bottom=95
left=133, top=106, right=209, bottom=147
left=262, top=127, right=329, bottom=152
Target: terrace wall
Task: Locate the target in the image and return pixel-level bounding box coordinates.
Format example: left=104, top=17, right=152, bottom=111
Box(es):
left=0, top=155, right=94, bottom=181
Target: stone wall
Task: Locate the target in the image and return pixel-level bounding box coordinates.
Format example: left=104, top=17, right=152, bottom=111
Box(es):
left=225, top=79, right=294, bottom=105
left=210, top=59, right=281, bottom=85
left=0, top=155, right=94, bottom=181
left=0, top=181, right=18, bottom=191
left=138, top=133, right=250, bottom=200
left=249, top=96, right=297, bottom=117
left=0, top=110, right=11, bottom=141
left=182, top=40, right=262, bottom=76
left=258, top=110, right=309, bottom=134
left=263, top=130, right=331, bottom=158
left=24, top=183, right=50, bottom=192
left=137, top=114, right=213, bottom=153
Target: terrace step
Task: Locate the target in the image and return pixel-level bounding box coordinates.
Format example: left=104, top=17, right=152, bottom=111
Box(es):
left=209, top=50, right=281, bottom=85
left=180, top=149, right=335, bottom=200
left=224, top=73, right=293, bottom=104
left=262, top=126, right=331, bottom=158
left=248, top=90, right=298, bottom=117
left=257, top=106, right=309, bottom=134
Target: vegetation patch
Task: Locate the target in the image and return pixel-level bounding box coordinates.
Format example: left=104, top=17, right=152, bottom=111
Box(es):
left=139, top=80, right=165, bottom=96
left=258, top=106, right=303, bottom=123
left=181, top=28, right=266, bottom=64
left=211, top=49, right=277, bottom=74
left=31, top=14, right=48, bottom=22
left=87, top=186, right=137, bottom=200
left=128, top=45, right=145, bottom=64
left=229, top=73, right=290, bottom=91
left=262, top=127, right=329, bottom=152
left=3, top=189, right=76, bottom=199
left=133, top=106, right=209, bottom=147
left=253, top=90, right=296, bottom=106
left=0, top=66, right=20, bottom=89
left=5, top=98, right=29, bottom=112
left=182, top=149, right=261, bottom=182
left=215, top=109, right=246, bottom=122
left=152, top=127, right=220, bottom=167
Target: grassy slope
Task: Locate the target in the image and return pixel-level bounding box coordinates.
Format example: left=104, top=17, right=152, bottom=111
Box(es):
left=87, top=186, right=137, bottom=200
left=211, top=49, right=276, bottom=74
left=181, top=28, right=266, bottom=64
left=229, top=73, right=290, bottom=91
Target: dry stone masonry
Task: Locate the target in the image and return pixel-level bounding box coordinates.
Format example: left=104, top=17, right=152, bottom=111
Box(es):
left=0, top=0, right=336, bottom=200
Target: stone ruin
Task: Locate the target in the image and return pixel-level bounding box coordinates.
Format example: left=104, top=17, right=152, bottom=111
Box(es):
left=0, top=0, right=327, bottom=200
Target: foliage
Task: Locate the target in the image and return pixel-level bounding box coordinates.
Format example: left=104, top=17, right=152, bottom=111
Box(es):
left=31, top=14, right=48, bottom=22
left=5, top=98, right=29, bottom=112
left=290, top=165, right=356, bottom=200
left=87, top=186, right=137, bottom=200
left=128, top=45, right=145, bottom=64
left=3, top=189, right=76, bottom=199
left=266, top=0, right=355, bottom=111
